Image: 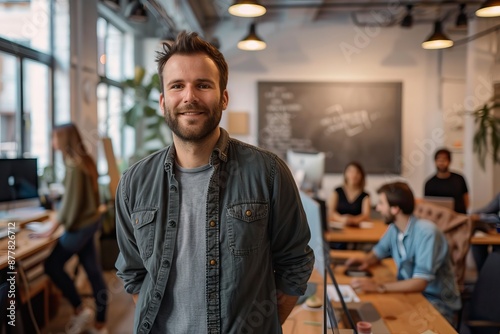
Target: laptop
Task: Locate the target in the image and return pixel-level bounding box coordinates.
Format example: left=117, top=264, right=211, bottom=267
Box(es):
left=423, top=196, right=454, bottom=210
left=333, top=301, right=390, bottom=333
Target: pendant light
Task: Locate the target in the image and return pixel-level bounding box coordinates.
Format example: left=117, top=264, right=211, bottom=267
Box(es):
left=476, top=0, right=500, bottom=17
left=422, top=21, right=454, bottom=49
left=401, top=5, right=413, bottom=28
left=125, top=1, right=148, bottom=23
left=456, top=4, right=468, bottom=28
left=237, top=23, right=266, bottom=51
left=229, top=0, right=266, bottom=18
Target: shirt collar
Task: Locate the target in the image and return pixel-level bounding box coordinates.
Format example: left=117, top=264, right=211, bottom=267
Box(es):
left=163, top=127, right=230, bottom=173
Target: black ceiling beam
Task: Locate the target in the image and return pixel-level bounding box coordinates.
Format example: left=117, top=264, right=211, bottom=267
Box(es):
left=261, top=1, right=483, bottom=9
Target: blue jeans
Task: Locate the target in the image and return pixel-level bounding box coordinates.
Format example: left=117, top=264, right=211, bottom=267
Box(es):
left=44, top=221, right=108, bottom=322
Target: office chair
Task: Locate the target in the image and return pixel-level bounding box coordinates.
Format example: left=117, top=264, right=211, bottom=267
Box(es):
left=414, top=201, right=473, bottom=289
left=414, top=201, right=473, bottom=330
left=467, top=250, right=500, bottom=334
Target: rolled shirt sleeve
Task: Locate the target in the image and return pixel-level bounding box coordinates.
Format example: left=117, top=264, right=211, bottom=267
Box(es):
left=412, top=228, right=447, bottom=281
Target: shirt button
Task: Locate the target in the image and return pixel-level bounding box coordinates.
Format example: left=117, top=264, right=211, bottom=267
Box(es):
left=245, top=210, right=252, bottom=217
left=210, top=259, right=217, bottom=266
left=154, top=292, right=162, bottom=300
left=209, top=220, right=216, bottom=227
left=168, top=220, right=176, bottom=228
left=170, top=185, right=177, bottom=192
left=135, top=218, right=139, bottom=224
left=163, top=260, right=170, bottom=268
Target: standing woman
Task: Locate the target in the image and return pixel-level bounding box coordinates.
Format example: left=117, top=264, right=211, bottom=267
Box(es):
left=328, top=161, right=371, bottom=227
left=40, top=123, right=108, bottom=334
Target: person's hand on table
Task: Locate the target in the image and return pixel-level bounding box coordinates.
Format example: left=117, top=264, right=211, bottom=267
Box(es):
left=351, top=277, right=378, bottom=293
left=344, top=257, right=369, bottom=270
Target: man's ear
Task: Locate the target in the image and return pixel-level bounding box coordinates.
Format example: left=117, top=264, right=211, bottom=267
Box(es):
left=159, top=93, right=165, bottom=115
left=389, top=206, right=400, bottom=216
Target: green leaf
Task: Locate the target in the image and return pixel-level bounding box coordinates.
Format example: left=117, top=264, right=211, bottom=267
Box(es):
left=123, top=106, right=139, bottom=126
left=144, top=106, right=157, bottom=117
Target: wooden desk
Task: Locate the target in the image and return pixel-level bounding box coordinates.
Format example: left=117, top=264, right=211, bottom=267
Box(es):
left=0, top=213, right=62, bottom=328
left=470, top=230, right=500, bottom=245
left=0, top=226, right=63, bottom=270
left=0, top=213, right=62, bottom=270
left=325, top=220, right=500, bottom=245
left=283, top=250, right=457, bottom=334
left=325, top=221, right=387, bottom=244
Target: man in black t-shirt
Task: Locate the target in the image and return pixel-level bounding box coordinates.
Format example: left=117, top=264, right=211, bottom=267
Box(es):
left=424, top=148, right=469, bottom=214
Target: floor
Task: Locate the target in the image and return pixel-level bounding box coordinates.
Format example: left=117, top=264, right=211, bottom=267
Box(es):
left=42, top=270, right=135, bottom=334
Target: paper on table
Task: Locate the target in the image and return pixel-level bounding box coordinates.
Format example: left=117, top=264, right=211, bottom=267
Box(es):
left=326, top=284, right=361, bottom=303
left=25, top=221, right=55, bottom=234
left=329, top=221, right=345, bottom=230
left=359, top=221, right=374, bottom=229
left=329, top=221, right=374, bottom=229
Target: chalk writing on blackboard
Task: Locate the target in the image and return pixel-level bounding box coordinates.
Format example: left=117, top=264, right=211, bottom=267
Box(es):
left=258, top=82, right=402, bottom=174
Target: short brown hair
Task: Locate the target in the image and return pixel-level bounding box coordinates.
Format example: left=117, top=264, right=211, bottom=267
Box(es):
left=156, top=31, right=228, bottom=95
left=434, top=148, right=451, bottom=161
left=377, top=182, right=414, bottom=214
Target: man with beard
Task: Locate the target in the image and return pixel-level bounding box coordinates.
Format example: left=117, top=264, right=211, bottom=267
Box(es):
left=345, top=182, right=461, bottom=326
left=114, top=31, right=314, bottom=334
left=424, top=148, right=469, bottom=214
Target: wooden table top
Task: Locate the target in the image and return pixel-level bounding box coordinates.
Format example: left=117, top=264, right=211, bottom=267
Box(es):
left=0, top=213, right=62, bottom=270
left=283, top=250, right=458, bottom=334
left=325, top=220, right=500, bottom=245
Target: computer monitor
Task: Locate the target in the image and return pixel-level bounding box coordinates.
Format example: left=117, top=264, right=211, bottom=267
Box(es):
left=287, top=150, right=325, bottom=196
left=0, top=158, right=40, bottom=211
left=300, top=191, right=351, bottom=333
left=423, top=196, right=454, bottom=211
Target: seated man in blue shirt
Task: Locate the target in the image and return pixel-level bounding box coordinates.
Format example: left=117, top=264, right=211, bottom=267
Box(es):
left=346, top=181, right=461, bottom=325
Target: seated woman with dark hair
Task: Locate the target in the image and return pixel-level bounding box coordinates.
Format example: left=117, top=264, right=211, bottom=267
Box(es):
left=328, top=161, right=371, bottom=228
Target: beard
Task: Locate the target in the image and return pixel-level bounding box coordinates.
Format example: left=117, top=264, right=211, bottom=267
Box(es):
left=164, top=99, right=223, bottom=143
left=437, top=166, right=449, bottom=173
left=383, top=212, right=396, bottom=224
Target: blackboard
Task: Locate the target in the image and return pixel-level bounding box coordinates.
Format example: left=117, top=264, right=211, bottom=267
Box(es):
left=258, top=81, right=402, bottom=174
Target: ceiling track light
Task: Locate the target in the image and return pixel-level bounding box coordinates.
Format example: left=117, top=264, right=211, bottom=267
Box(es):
left=229, top=0, right=267, bottom=18
left=422, top=21, right=454, bottom=49
left=125, top=0, right=148, bottom=23
left=456, top=4, right=468, bottom=28
left=476, top=0, right=500, bottom=17
left=401, top=4, right=413, bottom=28
left=237, top=23, right=266, bottom=51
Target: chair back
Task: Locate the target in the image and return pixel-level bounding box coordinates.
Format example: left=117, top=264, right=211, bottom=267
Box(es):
left=414, top=201, right=473, bottom=290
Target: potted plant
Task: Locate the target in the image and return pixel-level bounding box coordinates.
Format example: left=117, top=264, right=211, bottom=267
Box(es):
left=471, top=96, right=500, bottom=169
left=122, top=66, right=172, bottom=164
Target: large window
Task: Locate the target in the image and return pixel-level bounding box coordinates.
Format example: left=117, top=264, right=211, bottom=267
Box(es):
left=0, top=52, right=18, bottom=157
left=24, top=59, right=51, bottom=168
left=0, top=0, right=54, bottom=176
left=96, top=17, right=133, bottom=173
left=0, top=0, right=52, bottom=54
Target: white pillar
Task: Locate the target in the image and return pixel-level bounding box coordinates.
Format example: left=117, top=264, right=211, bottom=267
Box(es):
left=464, top=19, right=499, bottom=209
left=69, top=0, right=99, bottom=160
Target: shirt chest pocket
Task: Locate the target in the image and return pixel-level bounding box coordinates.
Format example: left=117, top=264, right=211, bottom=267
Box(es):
left=131, top=209, right=157, bottom=260
left=226, top=202, right=268, bottom=256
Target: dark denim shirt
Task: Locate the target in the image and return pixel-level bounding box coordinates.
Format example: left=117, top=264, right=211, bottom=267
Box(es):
left=115, top=129, right=315, bottom=334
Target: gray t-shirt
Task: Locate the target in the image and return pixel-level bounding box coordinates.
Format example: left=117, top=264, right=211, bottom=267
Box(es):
left=152, top=163, right=212, bottom=333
